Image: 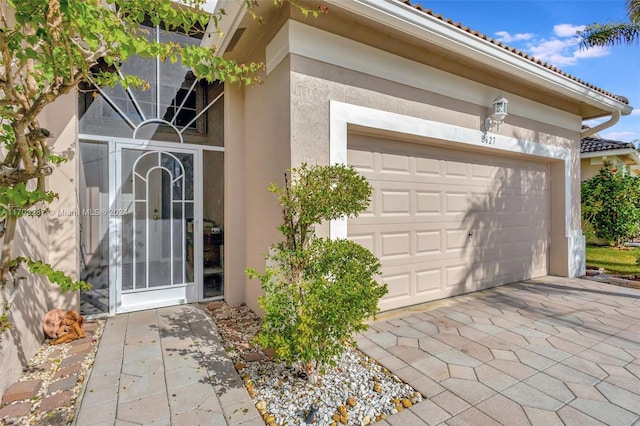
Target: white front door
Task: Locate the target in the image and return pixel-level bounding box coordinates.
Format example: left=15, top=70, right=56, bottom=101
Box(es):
left=111, top=140, right=202, bottom=313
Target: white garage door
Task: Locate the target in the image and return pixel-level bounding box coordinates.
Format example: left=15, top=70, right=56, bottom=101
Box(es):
left=347, top=134, right=549, bottom=312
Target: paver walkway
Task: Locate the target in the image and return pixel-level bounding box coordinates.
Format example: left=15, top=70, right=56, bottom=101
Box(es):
left=357, top=276, right=640, bottom=425
left=74, top=304, right=260, bottom=425
left=74, top=276, right=640, bottom=425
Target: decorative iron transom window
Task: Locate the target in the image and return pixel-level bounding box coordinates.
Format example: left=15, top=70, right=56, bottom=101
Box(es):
left=79, top=23, right=223, bottom=143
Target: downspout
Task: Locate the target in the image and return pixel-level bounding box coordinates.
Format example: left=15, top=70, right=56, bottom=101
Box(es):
left=580, top=110, right=621, bottom=138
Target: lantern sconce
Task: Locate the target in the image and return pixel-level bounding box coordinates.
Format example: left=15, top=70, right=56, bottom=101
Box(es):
left=484, top=95, right=509, bottom=132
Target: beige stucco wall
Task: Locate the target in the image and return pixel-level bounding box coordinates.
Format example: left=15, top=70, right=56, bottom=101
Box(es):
left=288, top=55, right=582, bottom=250
left=0, top=215, right=51, bottom=396
left=582, top=158, right=603, bottom=182
left=0, top=93, right=79, bottom=396
left=580, top=156, right=638, bottom=182
left=224, top=83, right=246, bottom=306
left=237, top=57, right=292, bottom=314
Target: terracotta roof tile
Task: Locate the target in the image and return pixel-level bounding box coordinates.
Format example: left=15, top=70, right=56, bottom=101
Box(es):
left=580, top=136, right=635, bottom=153
left=401, top=0, right=629, bottom=105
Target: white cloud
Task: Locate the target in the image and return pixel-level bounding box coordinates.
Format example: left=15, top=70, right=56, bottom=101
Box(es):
left=525, top=37, right=610, bottom=67
left=583, top=118, right=606, bottom=128
left=630, top=109, right=640, bottom=116
left=494, top=31, right=535, bottom=43
left=494, top=23, right=610, bottom=67
left=601, top=131, right=638, bottom=142
left=573, top=45, right=610, bottom=60
left=553, top=24, right=586, bottom=38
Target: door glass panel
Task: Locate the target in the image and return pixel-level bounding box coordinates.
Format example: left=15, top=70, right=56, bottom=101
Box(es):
left=185, top=202, right=194, bottom=283
left=120, top=148, right=194, bottom=292
left=79, top=141, right=110, bottom=315
left=203, top=150, right=224, bottom=299
left=172, top=201, right=185, bottom=284
left=147, top=167, right=171, bottom=288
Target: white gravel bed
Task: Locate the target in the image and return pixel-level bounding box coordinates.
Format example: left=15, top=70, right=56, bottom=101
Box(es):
left=238, top=348, right=423, bottom=425
left=206, top=302, right=423, bottom=425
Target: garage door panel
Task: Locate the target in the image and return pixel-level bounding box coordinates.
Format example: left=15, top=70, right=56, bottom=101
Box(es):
left=380, top=190, right=411, bottom=216
left=349, top=148, right=375, bottom=172
left=471, top=164, right=495, bottom=180
left=352, top=214, right=471, bottom=226
left=416, top=157, right=441, bottom=176
left=446, top=264, right=471, bottom=288
left=382, top=271, right=412, bottom=300
left=444, top=161, right=469, bottom=178
left=348, top=136, right=549, bottom=312
left=380, top=232, right=411, bottom=260
left=445, top=229, right=468, bottom=252
left=416, top=268, right=443, bottom=294
left=380, top=152, right=411, bottom=174
left=348, top=233, right=375, bottom=253
left=416, top=231, right=441, bottom=254
left=446, top=192, right=470, bottom=213
left=416, top=191, right=442, bottom=215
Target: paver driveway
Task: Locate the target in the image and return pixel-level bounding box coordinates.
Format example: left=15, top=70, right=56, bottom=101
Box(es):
left=356, top=277, right=640, bottom=426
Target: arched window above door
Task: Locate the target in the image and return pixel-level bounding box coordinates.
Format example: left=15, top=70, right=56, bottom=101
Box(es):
left=78, top=23, right=224, bottom=146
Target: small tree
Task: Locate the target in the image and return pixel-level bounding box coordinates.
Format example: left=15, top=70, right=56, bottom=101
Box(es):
left=247, top=164, right=387, bottom=384
left=581, top=166, right=640, bottom=246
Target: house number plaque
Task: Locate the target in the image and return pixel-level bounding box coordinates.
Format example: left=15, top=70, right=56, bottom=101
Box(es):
left=481, top=134, right=496, bottom=145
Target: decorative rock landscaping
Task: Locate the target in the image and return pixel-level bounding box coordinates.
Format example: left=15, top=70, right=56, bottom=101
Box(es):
left=0, top=321, right=103, bottom=425
left=206, top=302, right=423, bottom=425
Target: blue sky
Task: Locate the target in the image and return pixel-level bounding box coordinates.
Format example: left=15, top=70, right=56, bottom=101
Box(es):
left=420, top=0, right=640, bottom=142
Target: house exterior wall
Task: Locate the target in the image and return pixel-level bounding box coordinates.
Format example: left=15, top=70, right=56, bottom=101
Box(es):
left=581, top=156, right=638, bottom=181
left=239, top=57, right=292, bottom=314
left=0, top=93, right=79, bottom=396
left=243, top=17, right=587, bottom=307
left=283, top=36, right=582, bottom=267
left=581, top=158, right=605, bottom=181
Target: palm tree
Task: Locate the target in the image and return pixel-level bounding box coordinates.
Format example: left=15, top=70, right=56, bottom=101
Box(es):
left=580, top=0, right=640, bottom=47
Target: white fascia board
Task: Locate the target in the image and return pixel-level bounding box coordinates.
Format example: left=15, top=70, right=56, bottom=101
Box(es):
left=199, top=0, right=246, bottom=53
left=581, top=149, right=638, bottom=159
left=324, top=0, right=632, bottom=116
left=174, top=0, right=219, bottom=13
left=268, top=20, right=580, bottom=132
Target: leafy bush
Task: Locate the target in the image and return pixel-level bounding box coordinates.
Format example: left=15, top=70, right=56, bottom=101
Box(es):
left=247, top=164, right=387, bottom=383
left=582, top=166, right=640, bottom=246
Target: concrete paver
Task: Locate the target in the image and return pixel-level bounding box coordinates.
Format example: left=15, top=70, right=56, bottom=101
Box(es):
left=75, top=304, right=259, bottom=426
left=569, top=398, right=638, bottom=425
left=362, top=277, right=640, bottom=426
left=447, top=407, right=502, bottom=425
left=410, top=398, right=451, bottom=425
left=475, top=394, right=530, bottom=426
left=440, top=378, right=495, bottom=405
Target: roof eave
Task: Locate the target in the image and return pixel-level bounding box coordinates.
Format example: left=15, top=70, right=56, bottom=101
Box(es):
left=324, top=0, right=632, bottom=117
left=581, top=148, right=639, bottom=159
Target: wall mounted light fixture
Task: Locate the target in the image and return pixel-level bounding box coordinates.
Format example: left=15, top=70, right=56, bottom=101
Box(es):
left=484, top=95, right=509, bottom=132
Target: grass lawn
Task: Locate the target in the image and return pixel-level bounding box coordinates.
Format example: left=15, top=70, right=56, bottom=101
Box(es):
left=585, top=245, right=640, bottom=274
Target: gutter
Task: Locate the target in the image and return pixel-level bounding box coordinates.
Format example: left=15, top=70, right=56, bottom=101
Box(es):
left=580, top=111, right=621, bottom=139
left=581, top=147, right=638, bottom=160
left=324, top=0, right=632, bottom=117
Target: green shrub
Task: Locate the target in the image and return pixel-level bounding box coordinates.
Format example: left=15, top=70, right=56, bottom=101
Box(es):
left=247, top=164, right=387, bottom=383
left=581, top=166, right=640, bottom=247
